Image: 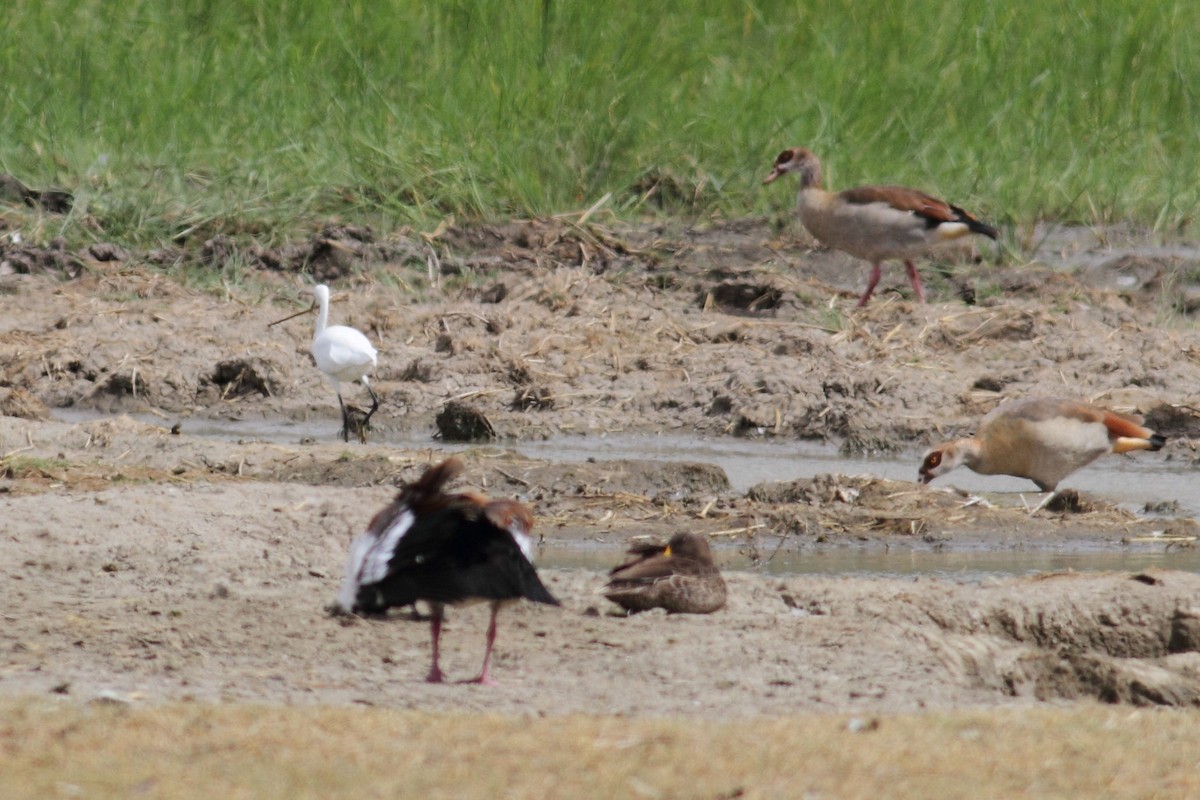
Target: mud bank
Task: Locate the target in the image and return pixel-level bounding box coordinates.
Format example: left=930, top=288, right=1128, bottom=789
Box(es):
left=3, top=218, right=1200, bottom=715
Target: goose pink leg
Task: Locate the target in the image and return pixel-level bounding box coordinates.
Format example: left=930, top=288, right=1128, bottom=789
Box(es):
left=426, top=607, right=446, bottom=683
left=466, top=604, right=501, bottom=686
left=857, top=262, right=883, bottom=307
left=904, top=260, right=926, bottom=303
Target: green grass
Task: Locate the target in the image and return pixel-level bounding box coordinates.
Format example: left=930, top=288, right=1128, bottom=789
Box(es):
left=2, top=1, right=1199, bottom=247
left=1, top=455, right=71, bottom=477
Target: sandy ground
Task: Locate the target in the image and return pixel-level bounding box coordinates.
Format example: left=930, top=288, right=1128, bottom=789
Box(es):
left=3, top=217, right=1200, bottom=715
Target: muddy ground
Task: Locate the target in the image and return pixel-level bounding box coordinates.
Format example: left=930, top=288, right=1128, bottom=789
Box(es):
left=3, top=216, right=1200, bottom=715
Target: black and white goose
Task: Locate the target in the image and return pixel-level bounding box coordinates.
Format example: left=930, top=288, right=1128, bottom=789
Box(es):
left=334, top=457, right=559, bottom=684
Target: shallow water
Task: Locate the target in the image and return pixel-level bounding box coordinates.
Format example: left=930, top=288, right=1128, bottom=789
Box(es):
left=54, top=410, right=1199, bottom=579
left=61, top=411, right=1194, bottom=515
left=539, top=544, right=1200, bottom=583
left=513, top=432, right=1198, bottom=519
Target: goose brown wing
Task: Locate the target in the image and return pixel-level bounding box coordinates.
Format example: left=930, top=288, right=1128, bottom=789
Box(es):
left=840, top=185, right=997, bottom=237
left=606, top=553, right=708, bottom=588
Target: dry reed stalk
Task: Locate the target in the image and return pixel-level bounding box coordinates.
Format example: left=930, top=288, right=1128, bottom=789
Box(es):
left=708, top=523, right=766, bottom=537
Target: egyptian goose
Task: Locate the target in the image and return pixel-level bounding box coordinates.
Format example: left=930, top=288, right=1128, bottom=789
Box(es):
left=919, top=397, right=1166, bottom=500
left=763, top=147, right=999, bottom=306
left=602, top=532, right=726, bottom=614
left=310, top=284, right=379, bottom=442
left=333, top=457, right=559, bottom=684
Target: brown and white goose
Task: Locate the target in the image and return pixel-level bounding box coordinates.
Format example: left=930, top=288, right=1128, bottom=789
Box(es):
left=763, top=147, right=999, bottom=306
left=919, top=397, right=1166, bottom=505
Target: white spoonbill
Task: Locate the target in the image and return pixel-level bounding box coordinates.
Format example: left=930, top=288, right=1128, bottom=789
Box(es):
left=310, top=284, right=379, bottom=442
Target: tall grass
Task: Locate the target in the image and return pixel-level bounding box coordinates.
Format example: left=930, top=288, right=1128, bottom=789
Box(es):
left=1, top=1, right=1198, bottom=245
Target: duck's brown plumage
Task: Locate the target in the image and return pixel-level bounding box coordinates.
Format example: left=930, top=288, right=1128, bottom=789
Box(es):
left=764, top=147, right=998, bottom=306
left=602, top=532, right=726, bottom=614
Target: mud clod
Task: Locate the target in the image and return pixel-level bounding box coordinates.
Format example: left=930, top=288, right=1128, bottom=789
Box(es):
left=1168, top=608, right=1200, bottom=653
left=0, top=174, right=73, bottom=213
left=343, top=405, right=372, bottom=444
left=398, top=359, right=435, bottom=383
left=1144, top=403, right=1200, bottom=438
left=512, top=386, right=554, bottom=411
left=210, top=359, right=275, bottom=399
left=701, top=283, right=783, bottom=314
left=1042, top=489, right=1091, bottom=514
left=480, top=282, right=509, bottom=303
left=435, top=400, right=496, bottom=441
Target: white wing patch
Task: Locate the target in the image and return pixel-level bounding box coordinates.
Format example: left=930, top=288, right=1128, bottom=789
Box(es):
left=506, top=518, right=534, bottom=562
left=1027, top=417, right=1110, bottom=456
left=932, top=221, right=971, bottom=241
left=334, top=509, right=415, bottom=612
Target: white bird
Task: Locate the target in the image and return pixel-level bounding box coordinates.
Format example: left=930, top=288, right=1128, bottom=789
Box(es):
left=310, top=284, right=379, bottom=442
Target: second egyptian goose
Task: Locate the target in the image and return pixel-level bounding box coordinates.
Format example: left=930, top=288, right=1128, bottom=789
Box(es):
left=918, top=397, right=1166, bottom=497
left=763, top=147, right=999, bottom=306
left=333, top=457, right=559, bottom=684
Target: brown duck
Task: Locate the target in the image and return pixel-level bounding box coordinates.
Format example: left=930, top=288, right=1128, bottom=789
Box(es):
left=602, top=532, right=726, bottom=614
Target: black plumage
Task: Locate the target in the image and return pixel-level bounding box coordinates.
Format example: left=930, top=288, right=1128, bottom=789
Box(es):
left=334, top=458, right=558, bottom=684
left=354, top=504, right=557, bottom=612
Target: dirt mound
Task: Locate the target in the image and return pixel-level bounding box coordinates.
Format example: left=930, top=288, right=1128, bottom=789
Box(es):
left=913, top=571, right=1200, bottom=706
left=0, top=387, right=49, bottom=420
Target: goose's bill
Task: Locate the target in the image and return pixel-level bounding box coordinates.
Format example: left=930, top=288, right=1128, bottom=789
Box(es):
left=762, top=167, right=784, bottom=184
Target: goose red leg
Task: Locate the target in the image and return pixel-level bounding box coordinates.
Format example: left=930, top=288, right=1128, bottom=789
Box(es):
left=466, top=603, right=501, bottom=686
left=857, top=262, right=883, bottom=307
left=904, top=260, right=926, bottom=303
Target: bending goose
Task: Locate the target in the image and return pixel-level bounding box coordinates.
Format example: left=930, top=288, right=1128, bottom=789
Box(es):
left=919, top=397, right=1166, bottom=504
left=763, top=147, right=998, bottom=306
left=333, top=457, right=559, bottom=684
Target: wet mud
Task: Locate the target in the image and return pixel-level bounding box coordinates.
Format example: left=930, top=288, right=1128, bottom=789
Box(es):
left=2, top=217, right=1200, bottom=714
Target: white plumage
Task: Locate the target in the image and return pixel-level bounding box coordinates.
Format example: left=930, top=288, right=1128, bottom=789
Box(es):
left=310, top=284, right=379, bottom=442
left=336, top=509, right=415, bottom=612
